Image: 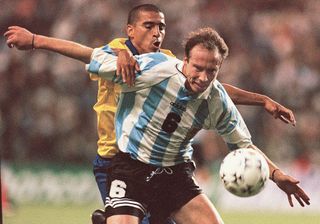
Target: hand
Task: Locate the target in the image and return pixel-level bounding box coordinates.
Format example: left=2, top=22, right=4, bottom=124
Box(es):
left=263, top=97, right=296, bottom=126
left=116, top=49, right=140, bottom=87
left=4, top=26, right=34, bottom=50
left=272, top=170, right=310, bottom=207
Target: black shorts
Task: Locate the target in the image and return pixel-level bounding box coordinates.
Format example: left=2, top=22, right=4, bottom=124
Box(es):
left=105, top=152, right=202, bottom=223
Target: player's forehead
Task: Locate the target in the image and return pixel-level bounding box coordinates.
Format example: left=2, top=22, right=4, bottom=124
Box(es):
left=189, top=45, right=222, bottom=66
left=135, top=11, right=165, bottom=25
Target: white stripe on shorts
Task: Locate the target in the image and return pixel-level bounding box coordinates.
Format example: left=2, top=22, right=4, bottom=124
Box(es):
left=105, top=197, right=147, bottom=215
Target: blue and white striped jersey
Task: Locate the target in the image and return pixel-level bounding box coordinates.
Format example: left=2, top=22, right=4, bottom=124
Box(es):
left=86, top=45, right=252, bottom=167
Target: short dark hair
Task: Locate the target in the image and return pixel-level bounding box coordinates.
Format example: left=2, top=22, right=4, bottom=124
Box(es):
left=184, top=27, right=229, bottom=60
left=127, top=4, right=163, bottom=25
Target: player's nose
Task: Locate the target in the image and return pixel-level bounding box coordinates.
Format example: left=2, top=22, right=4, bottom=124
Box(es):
left=152, top=26, right=161, bottom=37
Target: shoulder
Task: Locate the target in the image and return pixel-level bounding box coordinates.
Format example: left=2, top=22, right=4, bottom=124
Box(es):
left=135, top=52, right=180, bottom=72
left=160, top=48, right=176, bottom=57
left=107, top=38, right=127, bottom=49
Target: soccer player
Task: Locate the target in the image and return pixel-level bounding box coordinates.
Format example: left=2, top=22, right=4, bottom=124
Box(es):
left=86, top=27, right=310, bottom=224
left=4, top=24, right=310, bottom=224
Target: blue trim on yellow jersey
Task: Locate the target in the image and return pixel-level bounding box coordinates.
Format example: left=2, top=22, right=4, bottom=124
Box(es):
left=102, top=45, right=116, bottom=55
left=125, top=39, right=140, bottom=55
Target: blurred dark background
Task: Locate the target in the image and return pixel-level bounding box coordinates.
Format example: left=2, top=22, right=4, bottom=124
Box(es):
left=1, top=0, right=319, bottom=171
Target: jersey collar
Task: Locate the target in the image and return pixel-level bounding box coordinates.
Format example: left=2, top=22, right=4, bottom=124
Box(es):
left=125, top=39, right=140, bottom=56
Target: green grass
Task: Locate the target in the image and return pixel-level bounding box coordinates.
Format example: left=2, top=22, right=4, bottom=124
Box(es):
left=221, top=211, right=320, bottom=224
left=3, top=203, right=101, bottom=224
left=3, top=204, right=320, bottom=224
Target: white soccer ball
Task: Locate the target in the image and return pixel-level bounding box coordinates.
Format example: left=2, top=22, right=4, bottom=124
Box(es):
left=219, top=148, right=270, bottom=197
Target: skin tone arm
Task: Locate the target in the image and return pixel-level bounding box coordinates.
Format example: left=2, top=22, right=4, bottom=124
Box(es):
left=249, top=144, right=310, bottom=207
left=222, top=83, right=296, bottom=126
left=4, top=26, right=138, bottom=86
left=4, top=26, right=93, bottom=63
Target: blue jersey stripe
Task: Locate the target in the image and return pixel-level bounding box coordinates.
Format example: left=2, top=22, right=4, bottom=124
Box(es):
left=150, top=87, right=189, bottom=164
left=116, top=92, right=136, bottom=143
left=139, top=53, right=169, bottom=71
left=127, top=79, right=170, bottom=159
left=101, top=45, right=116, bottom=55
left=88, top=59, right=102, bottom=74
left=174, top=99, right=209, bottom=162
left=215, top=83, right=238, bottom=135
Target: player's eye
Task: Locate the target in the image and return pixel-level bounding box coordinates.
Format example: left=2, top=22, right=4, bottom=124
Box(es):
left=159, top=24, right=166, bottom=31
left=194, top=65, right=202, bottom=72
left=144, top=24, right=152, bottom=29
left=207, top=69, right=217, bottom=75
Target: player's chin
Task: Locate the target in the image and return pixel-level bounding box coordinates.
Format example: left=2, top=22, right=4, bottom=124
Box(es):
left=192, top=84, right=207, bottom=93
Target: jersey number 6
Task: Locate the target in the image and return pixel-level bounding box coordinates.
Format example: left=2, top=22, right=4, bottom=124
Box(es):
left=161, top=112, right=181, bottom=133
left=109, top=179, right=127, bottom=198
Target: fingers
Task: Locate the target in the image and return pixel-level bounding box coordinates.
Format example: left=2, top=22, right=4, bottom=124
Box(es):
left=279, top=110, right=296, bottom=126
left=279, top=115, right=290, bottom=124
left=127, top=63, right=135, bottom=86
left=297, top=187, right=311, bottom=205
left=293, top=193, right=305, bottom=207
left=287, top=194, right=294, bottom=207
left=118, top=61, right=137, bottom=87
left=123, top=66, right=130, bottom=85
left=135, top=62, right=141, bottom=72
left=116, top=62, right=121, bottom=77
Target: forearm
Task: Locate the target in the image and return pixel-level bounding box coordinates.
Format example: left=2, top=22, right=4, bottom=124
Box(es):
left=222, top=83, right=267, bottom=106
left=34, top=35, right=93, bottom=63
left=248, top=144, right=282, bottom=180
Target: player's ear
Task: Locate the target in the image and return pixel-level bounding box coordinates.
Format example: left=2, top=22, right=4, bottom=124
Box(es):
left=183, top=56, right=189, bottom=64
left=127, top=24, right=134, bottom=39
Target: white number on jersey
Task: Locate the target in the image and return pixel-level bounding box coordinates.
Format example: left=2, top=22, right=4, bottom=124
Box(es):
left=109, top=179, right=127, bottom=198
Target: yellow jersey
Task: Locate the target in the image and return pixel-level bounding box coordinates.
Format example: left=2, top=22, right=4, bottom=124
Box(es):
left=90, top=38, right=175, bottom=158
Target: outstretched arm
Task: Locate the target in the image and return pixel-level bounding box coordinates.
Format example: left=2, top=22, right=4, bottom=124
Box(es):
left=249, top=145, right=310, bottom=207
left=222, top=83, right=296, bottom=126
left=4, top=26, right=93, bottom=63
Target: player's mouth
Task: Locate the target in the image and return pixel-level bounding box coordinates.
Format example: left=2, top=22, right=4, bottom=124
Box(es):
left=193, top=82, right=208, bottom=91
left=152, top=40, right=161, bottom=49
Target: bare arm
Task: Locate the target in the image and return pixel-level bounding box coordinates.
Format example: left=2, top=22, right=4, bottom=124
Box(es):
left=222, top=83, right=296, bottom=126
left=248, top=145, right=310, bottom=207
left=4, top=26, right=93, bottom=63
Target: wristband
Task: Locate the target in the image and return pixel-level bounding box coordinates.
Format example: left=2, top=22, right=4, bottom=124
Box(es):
left=31, top=34, right=36, bottom=50
left=271, top=168, right=280, bottom=181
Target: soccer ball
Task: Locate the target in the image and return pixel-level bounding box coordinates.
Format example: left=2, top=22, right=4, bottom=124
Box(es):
left=219, top=148, right=269, bottom=197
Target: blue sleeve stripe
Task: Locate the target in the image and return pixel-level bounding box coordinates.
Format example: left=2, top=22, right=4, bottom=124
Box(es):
left=139, top=53, right=169, bottom=72
left=88, top=59, right=102, bottom=74
left=101, top=45, right=116, bottom=56
left=215, top=82, right=239, bottom=135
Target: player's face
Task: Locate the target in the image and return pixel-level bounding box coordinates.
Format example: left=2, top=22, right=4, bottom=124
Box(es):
left=127, top=11, right=166, bottom=54
left=183, top=44, right=222, bottom=93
